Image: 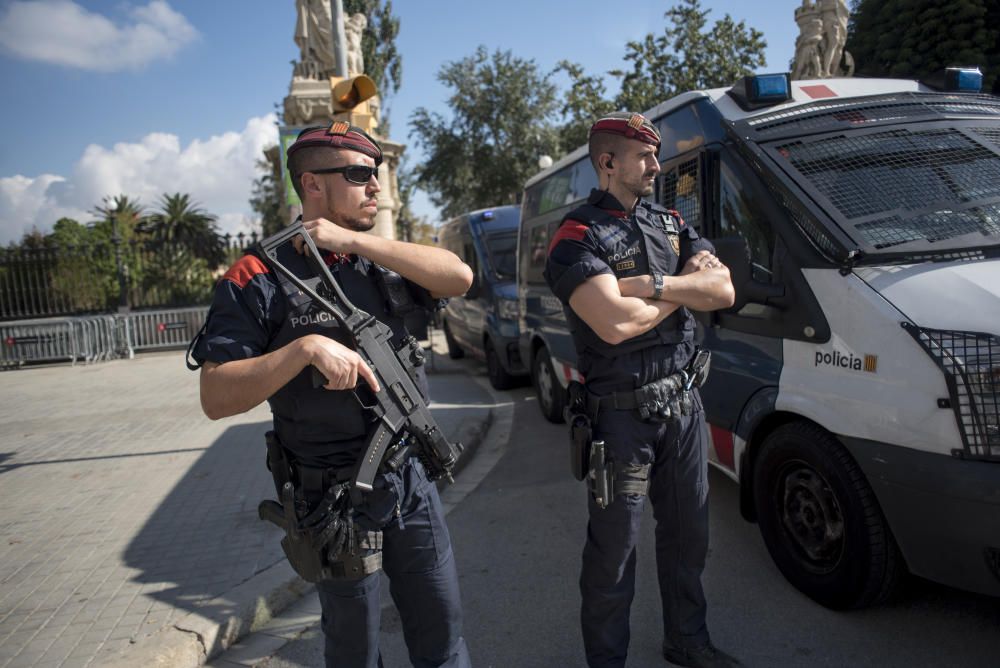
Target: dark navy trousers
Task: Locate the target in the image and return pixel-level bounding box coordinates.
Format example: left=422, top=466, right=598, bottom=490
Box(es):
left=316, top=460, right=470, bottom=668
left=581, top=397, right=711, bottom=668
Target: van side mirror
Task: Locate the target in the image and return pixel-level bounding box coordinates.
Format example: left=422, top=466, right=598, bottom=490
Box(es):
left=714, top=236, right=784, bottom=311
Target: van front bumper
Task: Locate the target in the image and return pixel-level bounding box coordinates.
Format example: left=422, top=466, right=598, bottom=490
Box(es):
left=843, top=436, right=1000, bottom=597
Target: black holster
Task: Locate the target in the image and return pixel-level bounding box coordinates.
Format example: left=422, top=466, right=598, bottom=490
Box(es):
left=565, top=381, right=592, bottom=481
left=258, top=432, right=383, bottom=582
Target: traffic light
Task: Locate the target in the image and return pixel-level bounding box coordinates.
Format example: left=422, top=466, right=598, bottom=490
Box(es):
left=330, top=74, right=379, bottom=134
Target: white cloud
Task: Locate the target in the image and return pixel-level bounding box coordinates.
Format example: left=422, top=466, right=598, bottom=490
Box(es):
left=0, top=114, right=279, bottom=244
left=0, top=0, right=197, bottom=71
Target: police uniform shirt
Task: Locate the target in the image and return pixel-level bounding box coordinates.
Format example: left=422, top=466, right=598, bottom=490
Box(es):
left=191, top=248, right=438, bottom=467
left=545, top=189, right=715, bottom=394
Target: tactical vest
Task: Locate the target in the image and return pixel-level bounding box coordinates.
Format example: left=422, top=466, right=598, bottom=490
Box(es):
left=256, top=242, right=419, bottom=468
left=561, top=201, right=695, bottom=362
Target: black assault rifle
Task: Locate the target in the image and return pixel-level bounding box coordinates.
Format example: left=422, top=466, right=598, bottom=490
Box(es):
left=256, top=222, right=463, bottom=502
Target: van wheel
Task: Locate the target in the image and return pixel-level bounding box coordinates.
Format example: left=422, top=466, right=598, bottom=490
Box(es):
left=753, top=421, right=902, bottom=609
left=532, top=347, right=565, bottom=423
left=485, top=339, right=516, bottom=390
left=442, top=320, right=464, bottom=359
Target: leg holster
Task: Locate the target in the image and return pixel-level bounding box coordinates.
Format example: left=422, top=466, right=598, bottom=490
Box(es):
left=258, top=431, right=384, bottom=583
left=587, top=439, right=651, bottom=509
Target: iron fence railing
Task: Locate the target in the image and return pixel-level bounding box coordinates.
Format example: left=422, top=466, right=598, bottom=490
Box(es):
left=0, top=232, right=259, bottom=320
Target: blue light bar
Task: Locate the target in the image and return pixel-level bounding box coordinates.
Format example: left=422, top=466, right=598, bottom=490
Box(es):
left=753, top=74, right=791, bottom=101
left=481, top=210, right=495, bottom=221
left=922, top=67, right=983, bottom=93
left=727, top=73, right=792, bottom=111
left=956, top=68, right=984, bottom=92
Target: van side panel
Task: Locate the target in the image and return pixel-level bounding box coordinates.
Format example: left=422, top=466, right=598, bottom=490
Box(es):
left=776, top=269, right=961, bottom=456
left=700, top=324, right=782, bottom=479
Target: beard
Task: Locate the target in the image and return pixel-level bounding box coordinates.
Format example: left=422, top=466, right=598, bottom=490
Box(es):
left=629, top=171, right=657, bottom=198
left=339, top=214, right=376, bottom=232
left=326, top=190, right=378, bottom=231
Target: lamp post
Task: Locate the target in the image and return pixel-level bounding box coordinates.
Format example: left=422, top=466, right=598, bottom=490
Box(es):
left=110, top=211, right=129, bottom=312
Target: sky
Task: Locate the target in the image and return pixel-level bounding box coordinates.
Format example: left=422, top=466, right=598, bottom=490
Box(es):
left=0, top=0, right=802, bottom=244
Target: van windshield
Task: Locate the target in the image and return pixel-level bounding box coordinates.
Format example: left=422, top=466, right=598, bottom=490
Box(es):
left=771, top=123, right=1000, bottom=255
left=484, top=232, right=517, bottom=280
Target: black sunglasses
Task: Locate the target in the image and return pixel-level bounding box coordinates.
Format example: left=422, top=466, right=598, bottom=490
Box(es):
left=308, top=164, right=379, bottom=185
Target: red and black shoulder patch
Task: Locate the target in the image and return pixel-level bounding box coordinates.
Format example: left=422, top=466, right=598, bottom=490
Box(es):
left=667, top=209, right=686, bottom=227
left=222, top=254, right=270, bottom=289
left=548, top=220, right=589, bottom=254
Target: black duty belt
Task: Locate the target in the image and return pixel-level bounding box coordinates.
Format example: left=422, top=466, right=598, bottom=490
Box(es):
left=586, top=349, right=712, bottom=419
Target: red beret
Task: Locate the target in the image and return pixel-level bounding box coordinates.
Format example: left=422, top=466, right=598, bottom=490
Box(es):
left=589, top=112, right=661, bottom=148
left=287, top=121, right=383, bottom=166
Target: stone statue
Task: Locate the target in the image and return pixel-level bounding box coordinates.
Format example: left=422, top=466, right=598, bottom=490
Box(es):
left=791, top=0, right=854, bottom=79
left=819, top=0, right=849, bottom=78
left=294, top=0, right=336, bottom=80
left=791, top=1, right=824, bottom=80
left=345, top=12, right=367, bottom=76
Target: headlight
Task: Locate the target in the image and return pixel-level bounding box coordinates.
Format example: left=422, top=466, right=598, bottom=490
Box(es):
left=497, top=298, right=519, bottom=320
left=903, top=323, right=1000, bottom=460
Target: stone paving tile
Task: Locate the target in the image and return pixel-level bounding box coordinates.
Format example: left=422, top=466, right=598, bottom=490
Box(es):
left=0, top=353, right=276, bottom=668
left=0, top=342, right=488, bottom=668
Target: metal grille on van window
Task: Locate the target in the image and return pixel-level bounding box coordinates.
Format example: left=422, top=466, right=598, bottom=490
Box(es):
left=857, top=204, right=1000, bottom=249
left=903, top=323, right=1000, bottom=461
left=731, top=139, right=842, bottom=261
left=660, top=158, right=701, bottom=229
left=748, top=93, right=1000, bottom=140
left=777, top=128, right=1000, bottom=248
left=972, top=127, right=1000, bottom=150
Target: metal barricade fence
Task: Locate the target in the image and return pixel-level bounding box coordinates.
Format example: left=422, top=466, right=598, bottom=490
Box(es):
left=0, top=307, right=208, bottom=369
left=1, top=317, right=79, bottom=368
left=123, top=307, right=208, bottom=353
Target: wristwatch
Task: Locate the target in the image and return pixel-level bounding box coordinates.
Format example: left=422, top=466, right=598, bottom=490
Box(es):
left=651, top=273, right=664, bottom=300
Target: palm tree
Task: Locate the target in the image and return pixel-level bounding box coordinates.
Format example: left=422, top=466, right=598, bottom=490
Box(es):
left=141, top=193, right=225, bottom=268
left=91, top=194, right=145, bottom=242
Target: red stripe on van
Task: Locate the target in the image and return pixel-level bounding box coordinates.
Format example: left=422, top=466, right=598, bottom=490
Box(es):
left=710, top=425, right=735, bottom=470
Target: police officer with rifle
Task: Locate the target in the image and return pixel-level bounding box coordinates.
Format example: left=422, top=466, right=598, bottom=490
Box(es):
left=545, top=113, right=739, bottom=668
left=189, top=123, right=473, bottom=668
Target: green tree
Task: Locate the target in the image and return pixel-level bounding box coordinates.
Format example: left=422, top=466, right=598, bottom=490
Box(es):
left=88, top=195, right=147, bottom=308
left=613, top=0, right=767, bottom=113
left=554, top=60, right=616, bottom=153
left=847, top=0, right=999, bottom=93
left=344, top=0, right=401, bottom=124
left=250, top=145, right=287, bottom=238
left=44, top=218, right=110, bottom=311
left=410, top=46, right=560, bottom=217
left=90, top=195, right=144, bottom=242
left=140, top=193, right=225, bottom=267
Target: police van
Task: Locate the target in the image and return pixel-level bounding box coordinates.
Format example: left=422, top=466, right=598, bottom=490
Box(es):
left=437, top=205, right=526, bottom=389
left=517, top=70, right=1000, bottom=608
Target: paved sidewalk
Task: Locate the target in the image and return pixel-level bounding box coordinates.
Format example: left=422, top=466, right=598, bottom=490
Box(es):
left=0, top=339, right=495, bottom=668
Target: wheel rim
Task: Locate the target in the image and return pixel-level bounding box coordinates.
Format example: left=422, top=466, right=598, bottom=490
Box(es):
left=537, top=355, right=554, bottom=412
left=776, top=462, right=845, bottom=574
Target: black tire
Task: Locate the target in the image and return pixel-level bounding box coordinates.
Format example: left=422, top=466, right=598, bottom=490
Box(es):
left=532, top=347, right=566, bottom=423
left=485, top=339, right=517, bottom=390
left=753, top=421, right=902, bottom=609
left=442, top=319, right=464, bottom=359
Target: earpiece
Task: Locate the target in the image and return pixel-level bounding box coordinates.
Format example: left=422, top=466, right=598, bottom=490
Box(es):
left=604, top=157, right=614, bottom=170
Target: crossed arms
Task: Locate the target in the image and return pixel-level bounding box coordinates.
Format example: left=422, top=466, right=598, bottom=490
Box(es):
left=568, top=250, right=735, bottom=346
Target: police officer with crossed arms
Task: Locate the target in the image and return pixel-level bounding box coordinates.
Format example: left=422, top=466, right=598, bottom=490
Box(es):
left=191, top=124, right=473, bottom=668
left=545, top=112, right=739, bottom=668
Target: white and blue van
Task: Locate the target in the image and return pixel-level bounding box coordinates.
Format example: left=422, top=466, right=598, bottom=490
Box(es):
left=517, top=70, right=1000, bottom=608
left=438, top=205, right=526, bottom=389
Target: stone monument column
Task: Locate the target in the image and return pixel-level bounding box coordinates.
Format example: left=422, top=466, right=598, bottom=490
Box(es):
left=373, top=140, right=404, bottom=240
left=281, top=0, right=403, bottom=240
